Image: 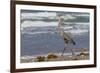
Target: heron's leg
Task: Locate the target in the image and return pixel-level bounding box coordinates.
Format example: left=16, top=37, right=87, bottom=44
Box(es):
left=61, top=44, right=67, bottom=57
left=61, top=47, right=66, bottom=56
left=70, top=48, right=75, bottom=56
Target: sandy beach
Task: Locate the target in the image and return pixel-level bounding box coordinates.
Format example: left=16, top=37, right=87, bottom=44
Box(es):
left=21, top=48, right=89, bottom=63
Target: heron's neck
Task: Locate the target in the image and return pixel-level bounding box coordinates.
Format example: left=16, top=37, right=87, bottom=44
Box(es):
left=57, top=18, right=64, bottom=35
left=58, top=18, right=62, bottom=27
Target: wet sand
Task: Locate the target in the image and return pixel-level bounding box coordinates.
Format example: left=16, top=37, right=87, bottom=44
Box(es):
left=21, top=49, right=89, bottom=63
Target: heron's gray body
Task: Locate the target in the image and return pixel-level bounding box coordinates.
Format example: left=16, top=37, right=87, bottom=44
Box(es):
left=58, top=17, right=75, bottom=45
left=57, top=16, right=76, bottom=56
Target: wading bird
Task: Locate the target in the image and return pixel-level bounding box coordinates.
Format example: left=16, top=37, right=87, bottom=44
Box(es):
left=56, top=14, right=76, bottom=57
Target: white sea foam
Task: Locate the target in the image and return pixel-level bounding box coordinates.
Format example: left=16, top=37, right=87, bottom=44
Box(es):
left=21, top=20, right=89, bottom=35
left=21, top=21, right=58, bottom=28
left=21, top=21, right=89, bottom=28
left=21, top=12, right=57, bottom=19
left=66, top=29, right=89, bottom=35
left=22, top=31, right=56, bottom=35
left=22, top=29, right=88, bottom=35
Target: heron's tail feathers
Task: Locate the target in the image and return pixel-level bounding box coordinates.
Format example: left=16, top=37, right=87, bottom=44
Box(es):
left=71, top=40, right=76, bottom=45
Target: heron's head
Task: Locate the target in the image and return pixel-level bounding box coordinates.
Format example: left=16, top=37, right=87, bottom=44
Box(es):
left=56, top=13, right=63, bottom=19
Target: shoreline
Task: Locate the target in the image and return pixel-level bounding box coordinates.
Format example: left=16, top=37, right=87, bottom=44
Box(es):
left=21, top=50, right=89, bottom=63
left=21, top=48, right=89, bottom=58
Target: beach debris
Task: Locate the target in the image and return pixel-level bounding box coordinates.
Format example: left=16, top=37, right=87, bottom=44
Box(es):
left=47, top=53, right=58, bottom=60
left=77, top=52, right=89, bottom=56
left=21, top=51, right=89, bottom=63
left=34, top=56, right=45, bottom=62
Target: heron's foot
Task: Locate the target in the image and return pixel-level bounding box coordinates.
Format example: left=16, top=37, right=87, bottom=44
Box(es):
left=61, top=47, right=66, bottom=57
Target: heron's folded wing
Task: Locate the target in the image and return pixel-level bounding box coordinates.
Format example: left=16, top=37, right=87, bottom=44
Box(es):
left=63, top=32, right=76, bottom=45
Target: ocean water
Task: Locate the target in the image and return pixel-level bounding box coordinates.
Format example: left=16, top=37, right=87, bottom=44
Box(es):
left=21, top=27, right=89, bottom=56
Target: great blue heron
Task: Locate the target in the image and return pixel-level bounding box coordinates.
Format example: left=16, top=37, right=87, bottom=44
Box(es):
left=56, top=14, right=76, bottom=57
